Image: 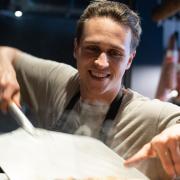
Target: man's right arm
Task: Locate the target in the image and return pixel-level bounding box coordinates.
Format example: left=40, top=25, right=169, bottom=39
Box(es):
left=0, top=46, right=23, bottom=112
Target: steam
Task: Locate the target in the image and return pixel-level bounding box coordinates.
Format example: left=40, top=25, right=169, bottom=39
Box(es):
left=52, top=99, right=113, bottom=142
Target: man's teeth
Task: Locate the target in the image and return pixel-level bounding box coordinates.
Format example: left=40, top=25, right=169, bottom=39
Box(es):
left=91, top=71, right=109, bottom=78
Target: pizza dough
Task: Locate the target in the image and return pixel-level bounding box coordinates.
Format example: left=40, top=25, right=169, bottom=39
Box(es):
left=0, top=128, right=149, bottom=180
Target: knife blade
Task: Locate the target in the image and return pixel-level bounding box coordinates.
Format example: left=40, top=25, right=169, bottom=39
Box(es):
left=8, top=102, right=35, bottom=136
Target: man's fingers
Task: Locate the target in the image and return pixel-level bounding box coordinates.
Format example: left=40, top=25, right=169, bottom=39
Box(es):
left=124, top=142, right=156, bottom=167
left=12, top=92, right=21, bottom=108
left=155, top=146, right=176, bottom=178
left=168, top=140, right=180, bottom=176
left=0, top=85, right=20, bottom=112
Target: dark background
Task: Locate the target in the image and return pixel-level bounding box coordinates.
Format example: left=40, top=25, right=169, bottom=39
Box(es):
left=0, top=0, right=164, bottom=66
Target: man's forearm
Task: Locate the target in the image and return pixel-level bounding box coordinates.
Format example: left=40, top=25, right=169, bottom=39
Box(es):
left=0, top=46, right=22, bottom=111
left=0, top=46, right=22, bottom=66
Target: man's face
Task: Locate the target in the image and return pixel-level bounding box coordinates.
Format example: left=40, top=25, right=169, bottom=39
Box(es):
left=74, top=17, right=136, bottom=102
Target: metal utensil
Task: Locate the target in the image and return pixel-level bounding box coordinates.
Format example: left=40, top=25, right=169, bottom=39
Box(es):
left=8, top=102, right=35, bottom=135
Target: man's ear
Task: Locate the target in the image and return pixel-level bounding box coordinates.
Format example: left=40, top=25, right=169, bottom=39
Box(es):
left=73, top=38, right=78, bottom=59
left=126, top=50, right=136, bottom=70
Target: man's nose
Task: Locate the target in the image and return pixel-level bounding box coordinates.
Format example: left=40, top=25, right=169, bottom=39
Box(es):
left=94, top=52, right=109, bottom=69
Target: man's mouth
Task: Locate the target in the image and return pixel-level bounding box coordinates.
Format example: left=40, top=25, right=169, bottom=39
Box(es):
left=89, top=70, right=110, bottom=79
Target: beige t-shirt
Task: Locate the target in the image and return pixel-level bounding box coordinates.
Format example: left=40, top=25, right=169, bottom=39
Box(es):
left=14, top=53, right=180, bottom=180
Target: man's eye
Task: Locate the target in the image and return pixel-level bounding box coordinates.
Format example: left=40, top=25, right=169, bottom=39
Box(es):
left=108, top=50, right=123, bottom=58
left=85, top=46, right=100, bottom=53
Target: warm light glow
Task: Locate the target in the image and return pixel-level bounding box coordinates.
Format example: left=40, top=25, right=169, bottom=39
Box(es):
left=167, top=90, right=178, bottom=99
left=14, top=11, right=23, bottom=17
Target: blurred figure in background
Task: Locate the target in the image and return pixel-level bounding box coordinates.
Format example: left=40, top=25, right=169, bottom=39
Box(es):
left=170, top=49, right=180, bottom=105
left=155, top=32, right=179, bottom=101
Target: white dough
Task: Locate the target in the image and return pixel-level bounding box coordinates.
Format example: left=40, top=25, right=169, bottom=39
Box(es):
left=0, top=128, right=149, bottom=180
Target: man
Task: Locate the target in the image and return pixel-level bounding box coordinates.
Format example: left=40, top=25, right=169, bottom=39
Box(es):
left=0, top=1, right=180, bottom=179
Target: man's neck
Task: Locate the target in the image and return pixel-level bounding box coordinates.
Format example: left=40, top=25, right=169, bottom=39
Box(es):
left=80, top=88, right=123, bottom=105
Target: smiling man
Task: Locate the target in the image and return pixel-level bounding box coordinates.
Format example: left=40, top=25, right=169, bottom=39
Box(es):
left=74, top=17, right=135, bottom=103
left=0, top=1, right=180, bottom=180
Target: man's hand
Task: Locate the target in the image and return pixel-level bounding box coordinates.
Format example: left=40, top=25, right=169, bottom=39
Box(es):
left=0, top=47, right=20, bottom=112
left=124, top=124, right=180, bottom=179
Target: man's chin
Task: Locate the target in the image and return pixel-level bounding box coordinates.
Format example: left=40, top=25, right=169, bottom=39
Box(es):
left=87, top=86, right=108, bottom=95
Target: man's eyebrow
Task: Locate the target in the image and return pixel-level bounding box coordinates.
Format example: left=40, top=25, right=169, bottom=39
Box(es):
left=83, top=41, right=125, bottom=52
left=110, top=45, right=125, bottom=53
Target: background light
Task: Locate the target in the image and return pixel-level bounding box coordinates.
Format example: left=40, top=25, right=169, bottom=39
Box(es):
left=14, top=10, right=23, bottom=17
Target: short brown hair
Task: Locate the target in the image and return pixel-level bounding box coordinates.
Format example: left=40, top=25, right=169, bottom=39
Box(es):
left=75, top=0, right=142, bottom=51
